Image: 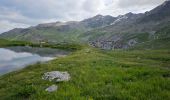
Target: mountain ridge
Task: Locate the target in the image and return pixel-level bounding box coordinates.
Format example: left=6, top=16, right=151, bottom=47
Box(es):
left=0, top=0, right=170, bottom=50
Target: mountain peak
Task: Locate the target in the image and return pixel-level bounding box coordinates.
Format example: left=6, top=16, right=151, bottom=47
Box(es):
left=93, top=14, right=104, bottom=19
left=95, top=14, right=103, bottom=17
left=125, top=12, right=135, bottom=17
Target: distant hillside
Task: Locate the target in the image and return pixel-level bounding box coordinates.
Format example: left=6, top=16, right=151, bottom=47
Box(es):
left=0, top=0, right=170, bottom=50
left=0, top=15, right=116, bottom=43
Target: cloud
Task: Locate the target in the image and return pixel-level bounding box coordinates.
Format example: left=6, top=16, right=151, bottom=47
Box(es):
left=117, top=0, right=166, bottom=8
left=0, top=0, right=167, bottom=33
left=0, top=48, right=33, bottom=61
left=108, top=0, right=166, bottom=16
left=0, top=20, right=29, bottom=33
left=115, top=0, right=166, bottom=15
left=0, top=0, right=108, bottom=20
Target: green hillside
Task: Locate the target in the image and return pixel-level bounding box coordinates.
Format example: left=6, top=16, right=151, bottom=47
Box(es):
left=1, top=28, right=85, bottom=43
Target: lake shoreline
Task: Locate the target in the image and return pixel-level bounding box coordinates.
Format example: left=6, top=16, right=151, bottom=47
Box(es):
left=0, top=46, right=70, bottom=75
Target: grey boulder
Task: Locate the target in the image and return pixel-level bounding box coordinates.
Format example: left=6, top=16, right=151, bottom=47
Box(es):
left=42, top=71, right=71, bottom=82
left=45, top=85, right=58, bottom=92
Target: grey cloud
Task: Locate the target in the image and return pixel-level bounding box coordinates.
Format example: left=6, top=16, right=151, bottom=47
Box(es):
left=117, top=0, right=166, bottom=8
left=0, top=20, right=29, bottom=33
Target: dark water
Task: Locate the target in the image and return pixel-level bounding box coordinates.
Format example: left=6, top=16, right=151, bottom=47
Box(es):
left=0, top=46, right=70, bottom=75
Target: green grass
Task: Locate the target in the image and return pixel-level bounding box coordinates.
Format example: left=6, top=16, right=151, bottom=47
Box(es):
left=133, top=37, right=170, bottom=49
left=0, top=39, right=83, bottom=51
left=1, top=28, right=86, bottom=43
left=0, top=39, right=30, bottom=47
left=0, top=46, right=169, bottom=100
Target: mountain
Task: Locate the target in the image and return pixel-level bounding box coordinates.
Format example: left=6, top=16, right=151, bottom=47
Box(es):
left=83, top=0, right=170, bottom=49
left=139, top=0, right=170, bottom=22
left=0, top=15, right=115, bottom=43
left=80, top=15, right=116, bottom=28
left=0, top=0, right=170, bottom=49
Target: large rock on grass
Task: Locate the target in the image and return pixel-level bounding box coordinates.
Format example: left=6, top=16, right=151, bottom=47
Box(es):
left=42, top=71, right=70, bottom=82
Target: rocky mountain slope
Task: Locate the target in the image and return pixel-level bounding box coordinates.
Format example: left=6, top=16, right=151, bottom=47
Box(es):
left=84, top=0, right=170, bottom=49
left=0, top=0, right=170, bottom=49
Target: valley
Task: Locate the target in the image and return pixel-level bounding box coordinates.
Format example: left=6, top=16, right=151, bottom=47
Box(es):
left=0, top=0, right=170, bottom=100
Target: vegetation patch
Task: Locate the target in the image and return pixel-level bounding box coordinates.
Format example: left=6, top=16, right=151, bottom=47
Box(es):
left=0, top=46, right=169, bottom=100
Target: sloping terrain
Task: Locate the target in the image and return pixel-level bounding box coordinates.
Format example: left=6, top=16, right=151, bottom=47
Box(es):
left=0, top=15, right=116, bottom=43
left=84, top=0, right=170, bottom=49
left=0, top=47, right=169, bottom=99
left=0, top=1, right=170, bottom=99
left=0, top=1, right=170, bottom=50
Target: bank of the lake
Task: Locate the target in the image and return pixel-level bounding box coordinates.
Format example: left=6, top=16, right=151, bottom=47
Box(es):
left=0, top=46, right=170, bottom=99
left=0, top=46, right=70, bottom=75
left=0, top=39, right=83, bottom=51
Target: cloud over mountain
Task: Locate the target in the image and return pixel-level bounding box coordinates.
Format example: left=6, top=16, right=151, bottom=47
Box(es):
left=0, top=0, right=166, bottom=33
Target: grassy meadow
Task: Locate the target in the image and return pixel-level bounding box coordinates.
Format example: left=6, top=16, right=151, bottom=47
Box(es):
left=0, top=44, right=169, bottom=99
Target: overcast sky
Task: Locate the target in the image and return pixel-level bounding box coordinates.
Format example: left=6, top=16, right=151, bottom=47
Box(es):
left=0, top=0, right=166, bottom=33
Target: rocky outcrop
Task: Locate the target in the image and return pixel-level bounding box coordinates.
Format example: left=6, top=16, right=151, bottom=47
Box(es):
left=42, top=71, right=71, bottom=82
left=128, top=39, right=138, bottom=46
left=42, top=71, right=71, bottom=92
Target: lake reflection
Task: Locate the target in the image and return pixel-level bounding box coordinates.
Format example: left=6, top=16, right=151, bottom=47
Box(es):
left=0, top=47, right=69, bottom=75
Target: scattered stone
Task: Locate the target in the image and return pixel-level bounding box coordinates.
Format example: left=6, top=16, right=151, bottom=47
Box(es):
left=85, top=49, right=91, bottom=53
left=42, top=71, right=71, bottom=82
left=45, top=85, right=58, bottom=92
left=128, top=39, right=137, bottom=46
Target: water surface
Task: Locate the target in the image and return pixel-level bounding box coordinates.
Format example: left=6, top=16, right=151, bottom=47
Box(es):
left=0, top=47, right=69, bottom=75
